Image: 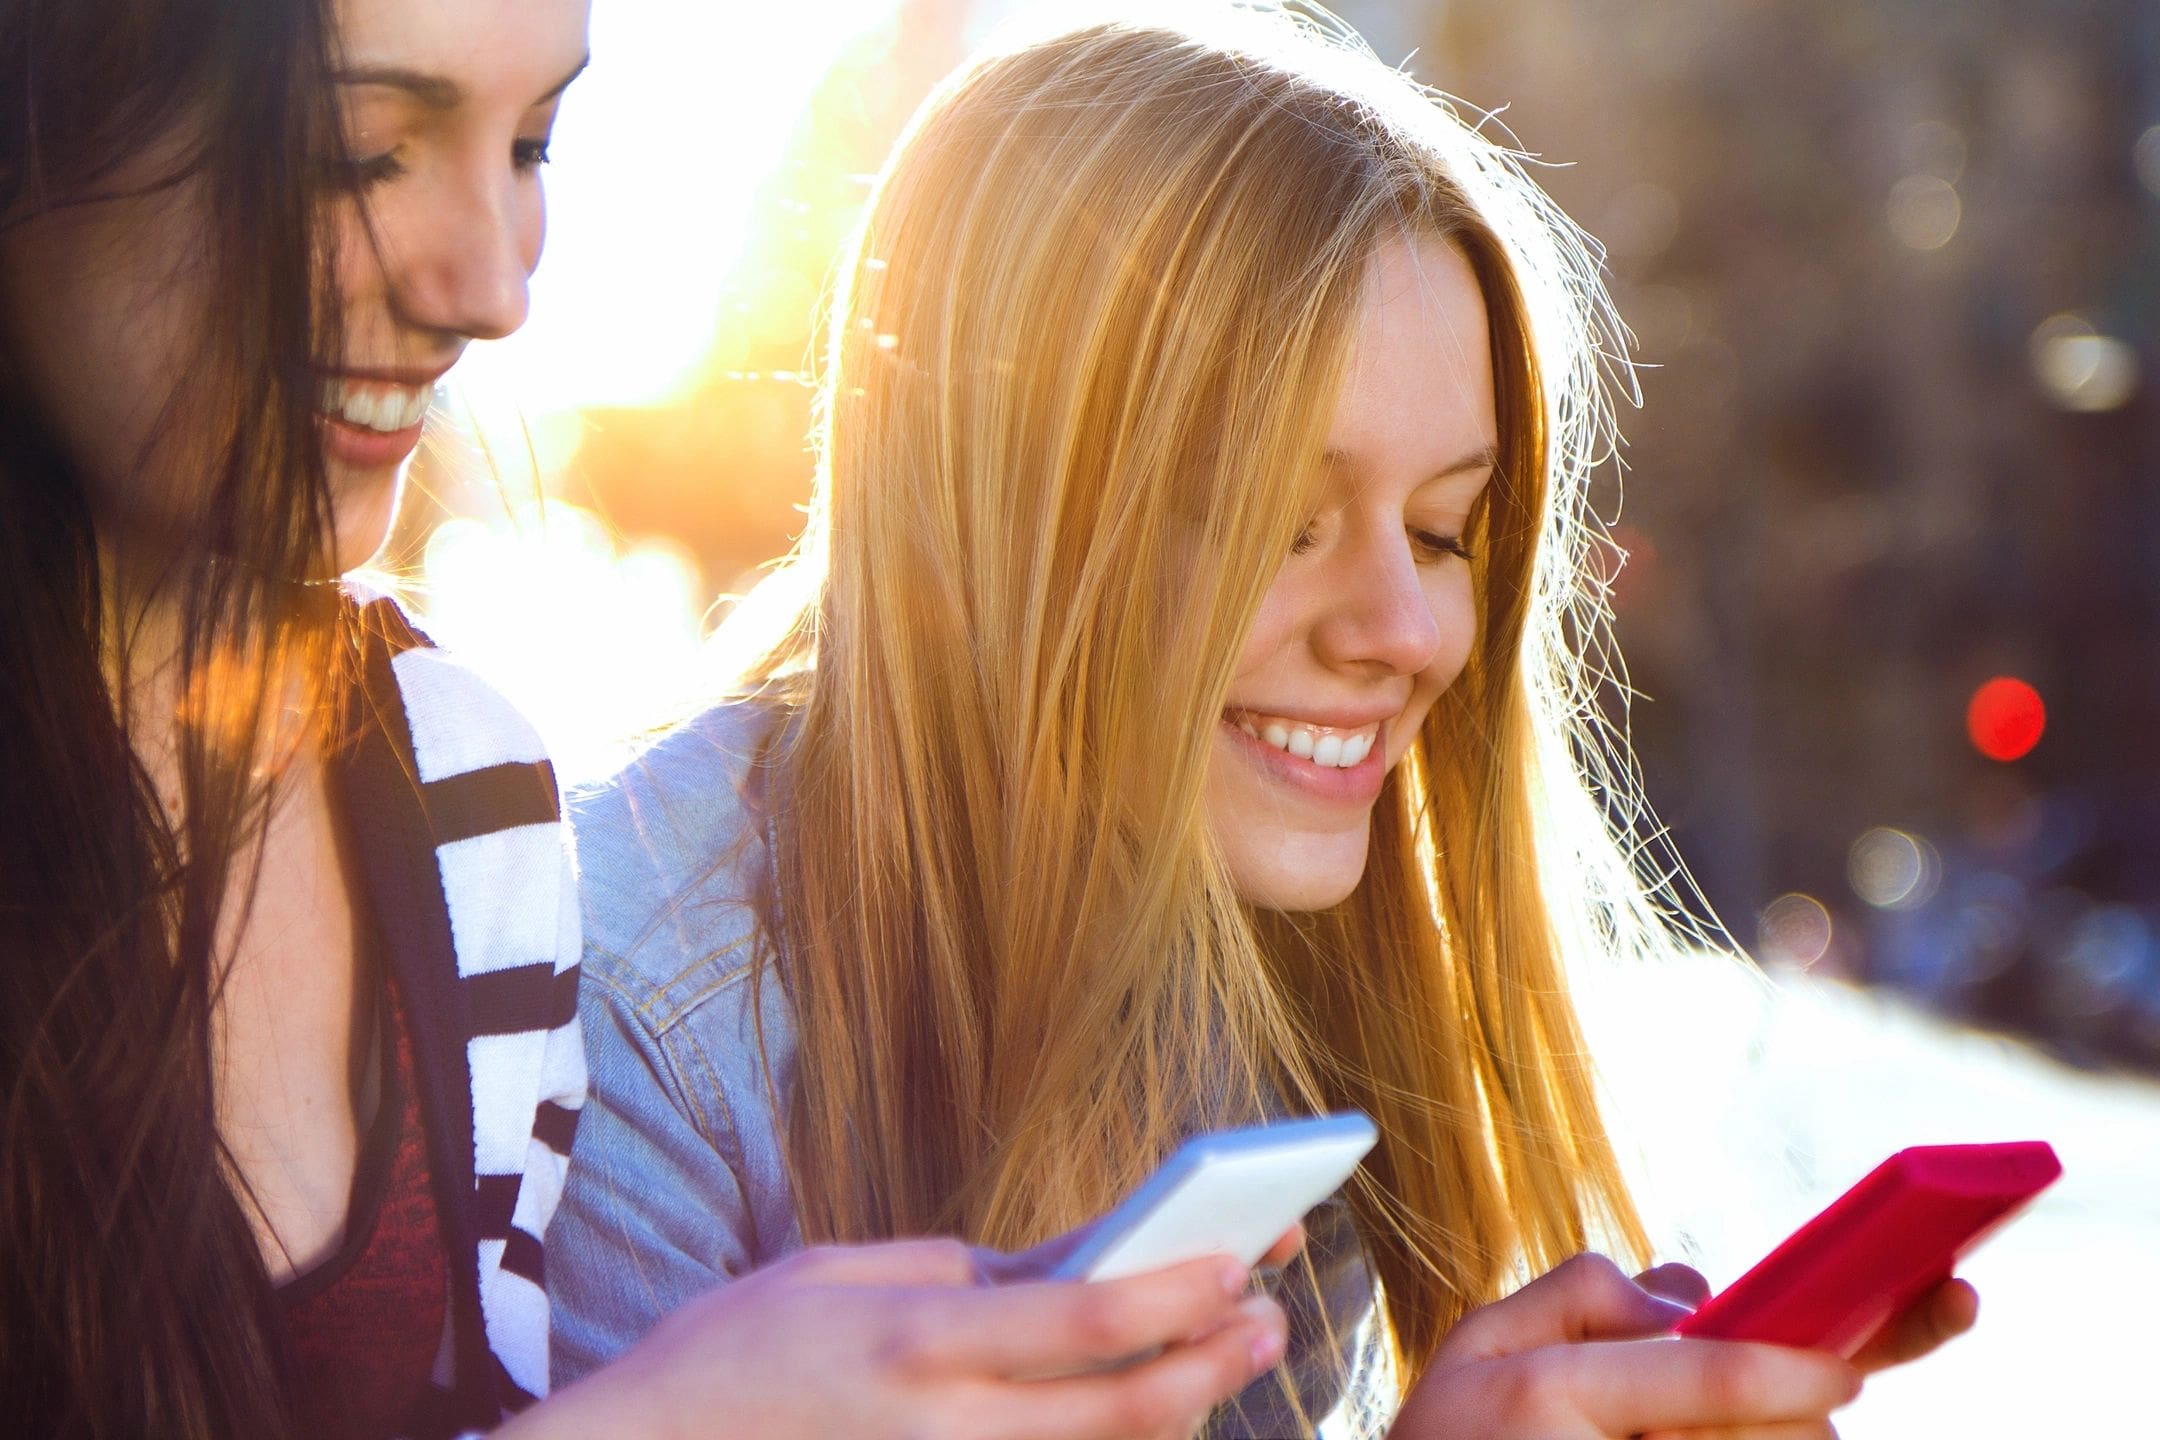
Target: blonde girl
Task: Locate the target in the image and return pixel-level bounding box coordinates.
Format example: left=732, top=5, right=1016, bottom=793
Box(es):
left=550, top=7, right=1972, bottom=1435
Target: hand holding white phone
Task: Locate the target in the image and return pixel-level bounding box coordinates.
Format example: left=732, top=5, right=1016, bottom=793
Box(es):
left=1045, top=1112, right=1378, bottom=1283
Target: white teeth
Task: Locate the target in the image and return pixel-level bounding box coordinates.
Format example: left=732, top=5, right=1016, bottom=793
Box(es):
left=1232, top=711, right=1380, bottom=770
left=321, top=378, right=430, bottom=434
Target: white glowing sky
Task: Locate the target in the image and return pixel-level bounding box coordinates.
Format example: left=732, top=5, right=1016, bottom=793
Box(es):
left=417, top=0, right=908, bottom=780
left=457, top=0, right=903, bottom=416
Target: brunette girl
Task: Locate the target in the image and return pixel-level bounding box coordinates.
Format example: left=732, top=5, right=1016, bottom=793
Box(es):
left=0, top=1, right=1284, bottom=1434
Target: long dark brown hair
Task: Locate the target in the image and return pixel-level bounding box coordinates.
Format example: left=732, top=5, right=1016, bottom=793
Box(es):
left=0, top=1, right=352, bottom=1434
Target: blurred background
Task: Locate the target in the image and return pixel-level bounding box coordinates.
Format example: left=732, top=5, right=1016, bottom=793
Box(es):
left=388, top=1, right=2160, bottom=1432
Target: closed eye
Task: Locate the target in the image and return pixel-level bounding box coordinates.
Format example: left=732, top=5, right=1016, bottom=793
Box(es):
left=1411, top=529, right=1473, bottom=563
left=325, top=150, right=407, bottom=192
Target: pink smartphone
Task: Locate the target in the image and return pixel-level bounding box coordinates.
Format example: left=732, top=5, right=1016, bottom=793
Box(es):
left=1673, top=1141, right=2061, bottom=1356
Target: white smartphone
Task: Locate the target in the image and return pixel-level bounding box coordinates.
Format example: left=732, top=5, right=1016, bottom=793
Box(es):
left=1048, top=1112, right=1378, bottom=1283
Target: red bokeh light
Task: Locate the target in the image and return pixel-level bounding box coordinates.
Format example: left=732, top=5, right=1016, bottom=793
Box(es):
left=1967, top=676, right=2046, bottom=762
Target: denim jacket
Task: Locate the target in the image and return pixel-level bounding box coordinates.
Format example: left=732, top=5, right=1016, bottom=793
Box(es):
left=549, top=700, right=1384, bottom=1436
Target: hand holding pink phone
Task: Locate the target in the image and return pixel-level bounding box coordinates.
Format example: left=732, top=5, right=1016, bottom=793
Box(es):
left=1674, top=1140, right=2061, bottom=1356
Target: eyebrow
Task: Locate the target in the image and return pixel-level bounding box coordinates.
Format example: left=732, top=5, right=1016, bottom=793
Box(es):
left=1427, top=443, right=1499, bottom=481
left=332, top=54, right=591, bottom=111
left=1321, top=442, right=1499, bottom=483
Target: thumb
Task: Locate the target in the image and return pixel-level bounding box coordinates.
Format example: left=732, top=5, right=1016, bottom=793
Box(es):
left=1441, top=1253, right=1695, bottom=1362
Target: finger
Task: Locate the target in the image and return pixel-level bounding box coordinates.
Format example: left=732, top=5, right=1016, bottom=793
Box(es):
left=898, top=1254, right=1261, bottom=1376
left=1851, top=1278, right=1978, bottom=1373
left=1441, top=1253, right=1694, bottom=1361
left=997, top=1295, right=1287, bottom=1440
left=1569, top=1337, right=1861, bottom=1434
left=1257, top=1223, right=1305, bottom=1270
left=1635, top=1262, right=1712, bottom=1311
left=781, top=1238, right=981, bottom=1288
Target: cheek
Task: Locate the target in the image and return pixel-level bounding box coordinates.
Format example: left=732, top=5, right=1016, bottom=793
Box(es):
left=1228, top=568, right=1308, bottom=681
left=324, top=201, right=380, bottom=317
left=523, top=188, right=547, bottom=271
left=1405, top=568, right=1479, bottom=722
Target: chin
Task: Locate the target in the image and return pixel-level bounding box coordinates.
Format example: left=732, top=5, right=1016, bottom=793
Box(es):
left=1225, top=833, right=1371, bottom=912
left=326, top=471, right=407, bottom=575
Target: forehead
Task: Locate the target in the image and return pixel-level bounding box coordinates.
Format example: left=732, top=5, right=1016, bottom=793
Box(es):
left=1323, top=234, right=1497, bottom=477
left=334, top=0, right=590, bottom=95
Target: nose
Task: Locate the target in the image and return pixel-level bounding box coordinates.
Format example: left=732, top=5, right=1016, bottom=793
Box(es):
left=389, top=166, right=536, bottom=342
left=1311, top=525, right=1446, bottom=677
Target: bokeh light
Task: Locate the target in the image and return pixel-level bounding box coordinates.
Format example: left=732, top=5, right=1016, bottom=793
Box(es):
left=1886, top=173, right=1961, bottom=250
left=2136, top=124, right=2160, bottom=200
left=2048, top=904, right=2152, bottom=1018
left=2029, top=313, right=2140, bottom=412
left=1966, top=676, right=2046, bottom=763
left=419, top=502, right=708, bottom=784
left=1600, top=180, right=1682, bottom=261
left=1757, top=892, right=1835, bottom=969
left=1847, top=827, right=1941, bottom=911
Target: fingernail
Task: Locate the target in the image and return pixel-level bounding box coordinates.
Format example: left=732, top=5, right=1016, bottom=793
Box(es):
left=1237, top=1294, right=1284, bottom=1370
left=1219, top=1257, right=1249, bottom=1296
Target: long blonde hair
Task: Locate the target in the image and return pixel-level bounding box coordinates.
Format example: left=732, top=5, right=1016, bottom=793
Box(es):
left=731, top=3, right=1675, bottom=1387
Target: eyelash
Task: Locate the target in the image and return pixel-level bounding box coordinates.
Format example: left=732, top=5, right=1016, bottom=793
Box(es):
left=325, top=137, right=552, bottom=193
left=326, top=151, right=406, bottom=191
left=1288, top=524, right=1476, bottom=563
left=1411, top=529, right=1475, bottom=563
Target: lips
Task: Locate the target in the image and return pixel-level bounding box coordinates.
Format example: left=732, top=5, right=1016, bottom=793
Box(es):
left=314, top=373, right=442, bottom=469
left=1219, top=708, right=1390, bottom=805
left=1224, top=707, right=1382, bottom=770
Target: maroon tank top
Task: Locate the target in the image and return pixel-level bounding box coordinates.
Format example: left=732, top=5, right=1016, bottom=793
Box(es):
left=281, top=973, right=449, bottom=1439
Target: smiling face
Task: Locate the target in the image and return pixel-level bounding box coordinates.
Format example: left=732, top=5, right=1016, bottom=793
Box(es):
left=0, top=0, right=590, bottom=576
left=1207, top=233, right=1497, bottom=911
